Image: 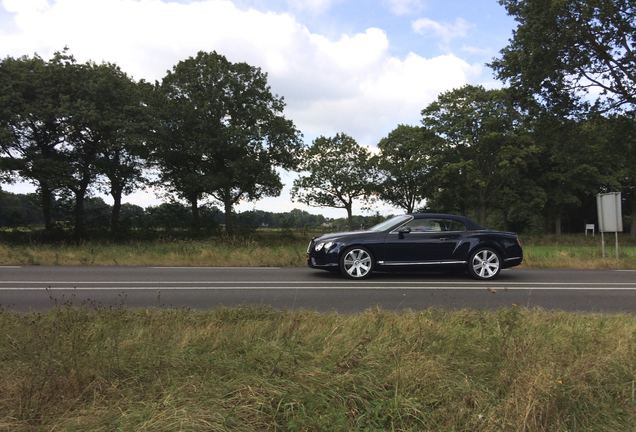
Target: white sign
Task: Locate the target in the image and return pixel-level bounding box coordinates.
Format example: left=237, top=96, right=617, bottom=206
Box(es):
left=596, top=192, right=623, bottom=232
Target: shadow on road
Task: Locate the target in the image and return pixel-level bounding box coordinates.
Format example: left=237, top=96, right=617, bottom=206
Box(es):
left=306, top=268, right=521, bottom=282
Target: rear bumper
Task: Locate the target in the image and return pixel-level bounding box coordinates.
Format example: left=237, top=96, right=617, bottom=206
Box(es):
left=502, top=256, right=523, bottom=268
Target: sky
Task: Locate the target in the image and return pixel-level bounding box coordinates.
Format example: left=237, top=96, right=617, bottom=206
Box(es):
left=0, top=0, right=516, bottom=218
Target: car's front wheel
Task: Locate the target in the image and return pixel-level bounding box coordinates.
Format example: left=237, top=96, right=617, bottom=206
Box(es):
left=468, top=248, right=501, bottom=280
left=340, top=247, right=374, bottom=279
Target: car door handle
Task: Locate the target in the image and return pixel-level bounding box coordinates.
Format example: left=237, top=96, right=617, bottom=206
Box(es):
left=438, top=237, right=449, bottom=241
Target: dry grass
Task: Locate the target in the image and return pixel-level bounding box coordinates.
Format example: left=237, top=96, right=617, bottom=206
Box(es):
left=0, top=232, right=635, bottom=268
left=0, top=307, right=634, bottom=431
left=0, top=237, right=308, bottom=267
left=521, top=234, right=636, bottom=269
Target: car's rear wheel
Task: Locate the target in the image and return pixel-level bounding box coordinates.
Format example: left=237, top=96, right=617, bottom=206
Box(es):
left=340, top=247, right=374, bottom=279
left=468, top=248, right=501, bottom=280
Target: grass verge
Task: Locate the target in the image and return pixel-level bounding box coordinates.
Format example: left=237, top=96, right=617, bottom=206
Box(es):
left=0, top=307, right=634, bottom=431
left=0, top=232, right=636, bottom=268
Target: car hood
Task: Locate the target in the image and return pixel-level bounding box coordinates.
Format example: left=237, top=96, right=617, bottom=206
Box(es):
left=313, top=230, right=371, bottom=242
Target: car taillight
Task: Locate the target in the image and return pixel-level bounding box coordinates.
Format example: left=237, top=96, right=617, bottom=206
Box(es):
left=516, top=236, right=522, bottom=247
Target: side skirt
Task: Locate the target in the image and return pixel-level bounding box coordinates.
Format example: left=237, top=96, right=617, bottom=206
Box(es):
left=377, top=260, right=467, bottom=266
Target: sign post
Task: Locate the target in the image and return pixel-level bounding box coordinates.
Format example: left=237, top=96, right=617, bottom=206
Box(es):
left=596, top=192, right=623, bottom=259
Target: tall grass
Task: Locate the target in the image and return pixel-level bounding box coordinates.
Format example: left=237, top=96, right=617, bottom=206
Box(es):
left=0, top=235, right=309, bottom=267
left=0, top=307, right=633, bottom=431
left=0, top=232, right=636, bottom=268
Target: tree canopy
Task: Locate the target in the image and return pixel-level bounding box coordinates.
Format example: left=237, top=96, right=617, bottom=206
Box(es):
left=292, top=133, right=376, bottom=228
left=374, top=125, right=437, bottom=213
left=152, top=51, right=302, bottom=231
left=491, top=0, right=636, bottom=113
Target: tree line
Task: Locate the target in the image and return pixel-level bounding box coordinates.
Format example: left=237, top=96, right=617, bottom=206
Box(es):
left=1, top=0, right=635, bottom=238
left=293, top=86, right=634, bottom=235
left=0, top=189, right=386, bottom=234
left=0, top=189, right=338, bottom=231
left=294, top=0, right=635, bottom=236
left=0, top=50, right=302, bottom=241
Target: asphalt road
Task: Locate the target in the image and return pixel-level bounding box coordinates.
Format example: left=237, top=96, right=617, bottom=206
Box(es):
left=0, top=266, right=635, bottom=312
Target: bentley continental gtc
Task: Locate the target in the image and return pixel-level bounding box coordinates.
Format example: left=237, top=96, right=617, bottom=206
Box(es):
left=307, top=213, right=523, bottom=280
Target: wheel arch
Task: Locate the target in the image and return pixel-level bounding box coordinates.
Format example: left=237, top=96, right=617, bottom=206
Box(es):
left=467, top=240, right=505, bottom=259
left=338, top=243, right=377, bottom=261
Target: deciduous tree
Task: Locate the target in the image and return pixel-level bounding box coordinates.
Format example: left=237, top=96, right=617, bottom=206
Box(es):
left=0, top=52, right=72, bottom=232
left=292, top=133, right=375, bottom=228
left=152, top=51, right=301, bottom=232
left=422, top=85, right=543, bottom=229
left=374, top=125, right=436, bottom=213
left=491, top=0, right=636, bottom=111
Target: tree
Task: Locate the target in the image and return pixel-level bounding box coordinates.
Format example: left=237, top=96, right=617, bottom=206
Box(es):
left=491, top=0, right=636, bottom=112
left=530, top=112, right=620, bottom=234
left=62, top=61, right=144, bottom=241
left=95, top=78, right=151, bottom=234
left=152, top=51, right=301, bottom=232
left=292, top=133, right=376, bottom=228
left=374, top=125, right=436, bottom=213
left=421, top=85, right=544, bottom=228
left=491, top=0, right=636, bottom=230
left=0, top=52, right=72, bottom=232
left=603, top=114, right=636, bottom=237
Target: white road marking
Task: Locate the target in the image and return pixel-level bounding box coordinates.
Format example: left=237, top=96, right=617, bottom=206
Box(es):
left=1, top=280, right=636, bottom=286
left=0, top=266, right=21, bottom=268
left=0, top=286, right=635, bottom=291
left=149, top=266, right=280, bottom=269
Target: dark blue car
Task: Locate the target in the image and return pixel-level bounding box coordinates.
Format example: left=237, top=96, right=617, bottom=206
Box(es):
left=307, top=213, right=523, bottom=280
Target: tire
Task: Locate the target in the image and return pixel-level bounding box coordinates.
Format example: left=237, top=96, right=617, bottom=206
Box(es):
left=468, top=248, right=502, bottom=280
left=339, top=246, right=374, bottom=280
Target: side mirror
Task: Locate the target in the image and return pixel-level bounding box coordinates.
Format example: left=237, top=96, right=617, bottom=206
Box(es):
left=398, top=226, right=411, bottom=238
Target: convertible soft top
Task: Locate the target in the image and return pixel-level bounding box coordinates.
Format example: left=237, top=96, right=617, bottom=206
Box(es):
left=408, top=213, right=484, bottom=231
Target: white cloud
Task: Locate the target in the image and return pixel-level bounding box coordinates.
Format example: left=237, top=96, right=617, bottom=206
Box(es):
left=385, top=0, right=423, bottom=16
left=461, top=44, right=492, bottom=56
left=0, top=0, right=481, bottom=215
left=2, top=0, right=50, bottom=13
left=412, top=17, right=472, bottom=49
left=287, top=0, right=337, bottom=14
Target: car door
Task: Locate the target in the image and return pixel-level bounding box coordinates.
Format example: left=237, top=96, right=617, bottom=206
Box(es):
left=382, top=218, right=465, bottom=263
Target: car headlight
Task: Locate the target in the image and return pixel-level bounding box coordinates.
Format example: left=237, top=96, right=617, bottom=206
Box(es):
left=324, top=241, right=334, bottom=250
left=315, top=242, right=324, bottom=251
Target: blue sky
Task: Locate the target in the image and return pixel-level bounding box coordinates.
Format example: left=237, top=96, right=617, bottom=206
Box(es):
left=0, top=0, right=517, bottom=217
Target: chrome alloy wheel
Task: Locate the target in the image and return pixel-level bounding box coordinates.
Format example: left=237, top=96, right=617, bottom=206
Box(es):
left=471, top=249, right=500, bottom=279
left=342, top=248, right=372, bottom=278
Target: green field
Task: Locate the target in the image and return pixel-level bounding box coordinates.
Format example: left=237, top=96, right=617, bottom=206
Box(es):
left=1, top=231, right=635, bottom=269
left=0, top=307, right=633, bottom=431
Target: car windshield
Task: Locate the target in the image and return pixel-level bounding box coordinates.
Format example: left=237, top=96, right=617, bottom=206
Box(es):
left=367, top=215, right=411, bottom=232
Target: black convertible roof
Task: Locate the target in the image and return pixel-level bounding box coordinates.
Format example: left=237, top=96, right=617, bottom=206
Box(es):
left=408, top=213, right=484, bottom=231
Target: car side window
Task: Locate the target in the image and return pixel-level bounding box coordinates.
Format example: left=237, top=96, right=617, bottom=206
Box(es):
left=401, top=218, right=466, bottom=233
left=441, top=219, right=466, bottom=232
left=402, top=219, right=442, bottom=232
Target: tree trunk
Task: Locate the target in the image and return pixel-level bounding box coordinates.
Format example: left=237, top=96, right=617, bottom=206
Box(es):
left=39, top=184, right=54, bottom=232
left=224, top=199, right=233, bottom=234
left=631, top=192, right=636, bottom=238
left=190, top=196, right=199, bottom=233
left=73, top=190, right=87, bottom=243
left=110, top=186, right=123, bottom=234
left=478, top=190, right=487, bottom=225
left=346, top=204, right=353, bottom=230
left=555, top=214, right=562, bottom=236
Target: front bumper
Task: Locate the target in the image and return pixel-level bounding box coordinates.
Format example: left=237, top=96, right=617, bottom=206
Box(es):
left=307, top=256, right=339, bottom=268
left=307, top=240, right=340, bottom=268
